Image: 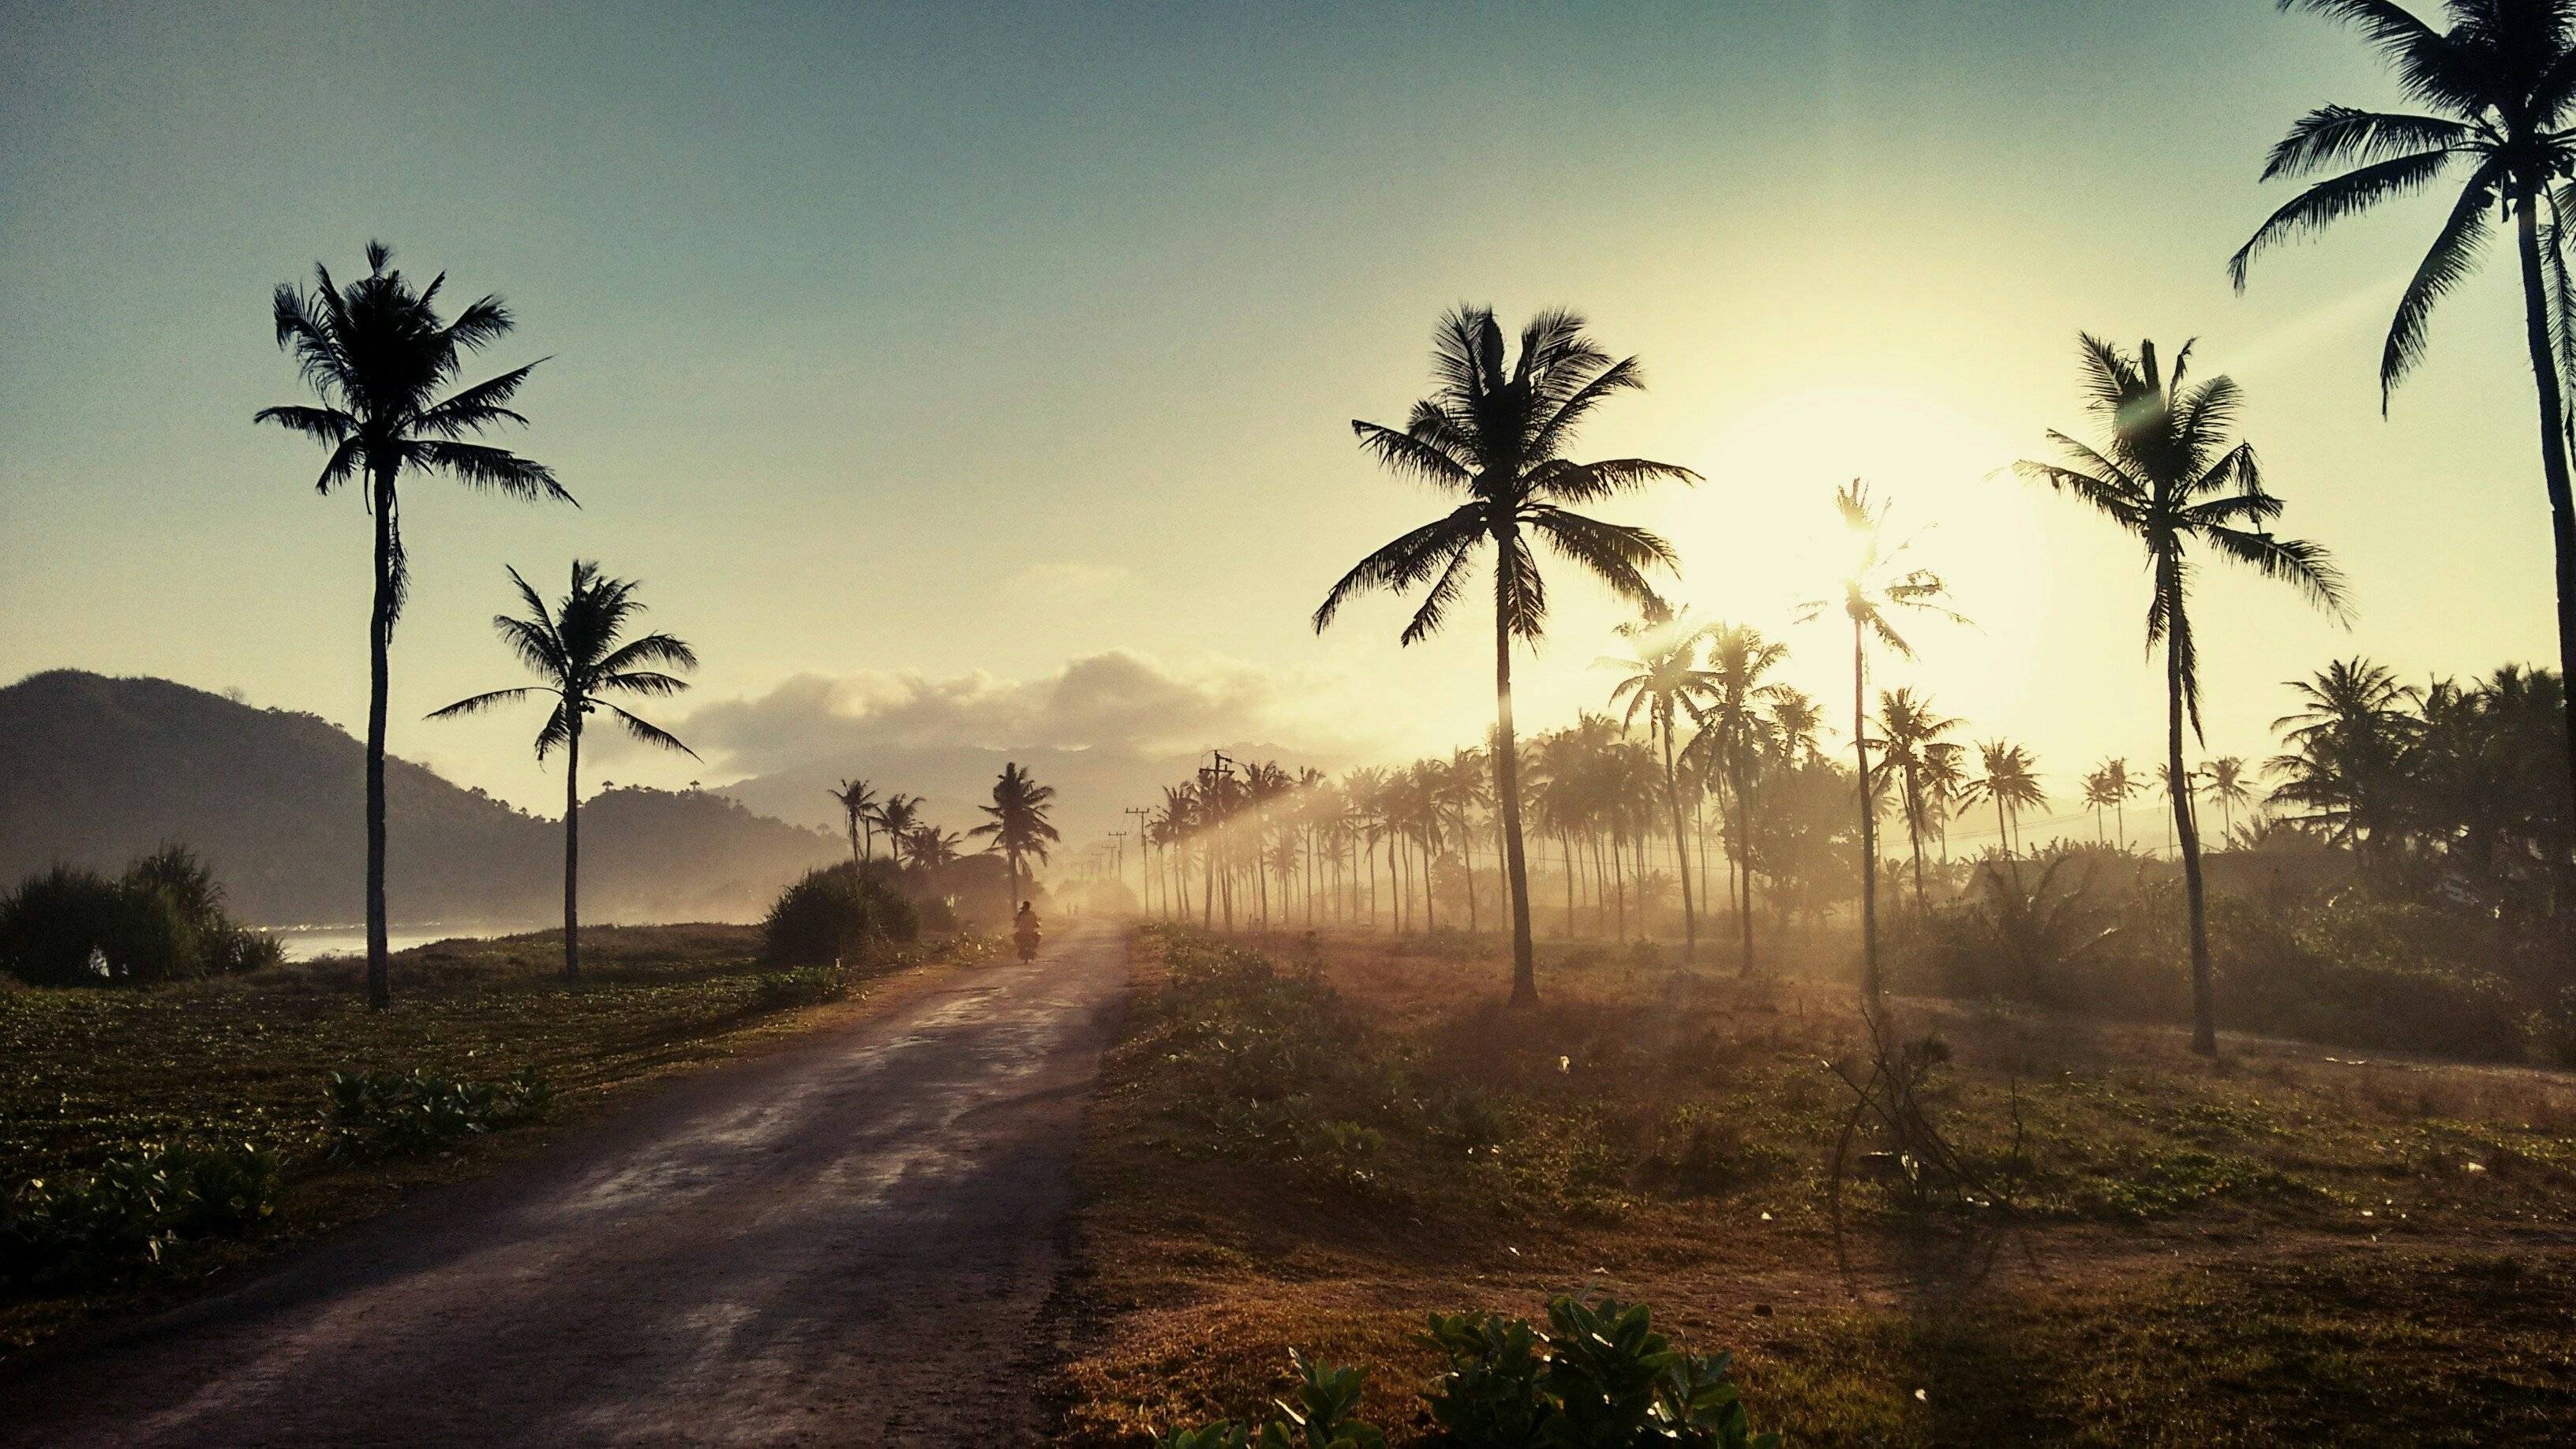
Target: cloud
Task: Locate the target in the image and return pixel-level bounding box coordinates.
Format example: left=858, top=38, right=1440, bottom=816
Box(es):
left=639, top=650, right=1361, bottom=776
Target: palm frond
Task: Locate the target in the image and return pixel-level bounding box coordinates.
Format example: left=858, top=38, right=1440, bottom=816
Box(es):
left=413, top=441, right=574, bottom=504
left=2200, top=523, right=2353, bottom=619
left=1311, top=504, right=1485, bottom=632
left=2260, top=104, right=2471, bottom=180
left=601, top=702, right=699, bottom=760
left=1352, top=418, right=1473, bottom=489
left=425, top=686, right=545, bottom=720
left=1526, top=456, right=1702, bottom=504
left=2013, top=455, right=2147, bottom=528
left=1525, top=507, right=1676, bottom=611
left=1401, top=538, right=1479, bottom=646
left=2228, top=148, right=2461, bottom=288
left=2379, top=157, right=2504, bottom=402
left=414, top=361, right=547, bottom=440
left=596, top=631, right=700, bottom=676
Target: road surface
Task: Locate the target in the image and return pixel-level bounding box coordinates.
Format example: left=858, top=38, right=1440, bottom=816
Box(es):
left=2, top=923, right=1128, bottom=1446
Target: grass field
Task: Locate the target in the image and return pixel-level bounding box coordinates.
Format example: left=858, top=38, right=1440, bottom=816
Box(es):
left=1056, top=926, right=2576, bottom=1445
left=1, top=923, right=989, bottom=1357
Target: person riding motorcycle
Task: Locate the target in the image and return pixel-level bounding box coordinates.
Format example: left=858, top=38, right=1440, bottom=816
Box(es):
left=1013, top=901, right=1042, bottom=961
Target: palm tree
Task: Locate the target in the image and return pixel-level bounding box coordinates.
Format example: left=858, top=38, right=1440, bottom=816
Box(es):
left=1878, top=687, right=1964, bottom=906
left=2200, top=756, right=2256, bottom=839
left=2233, top=0, right=2576, bottom=811
left=1962, top=739, right=2047, bottom=856
left=1604, top=605, right=1720, bottom=960
left=1313, top=306, right=1698, bottom=1005
left=1683, top=623, right=1790, bottom=975
left=2017, top=335, right=2347, bottom=1055
left=1919, top=739, right=1968, bottom=865
left=428, top=562, right=696, bottom=982
left=2094, top=756, right=2144, bottom=851
left=1799, top=480, right=1965, bottom=1009
left=828, top=778, right=878, bottom=867
left=257, top=242, right=567, bottom=1009
left=874, top=794, right=922, bottom=868
left=2082, top=767, right=2119, bottom=843
left=2268, top=657, right=2424, bottom=852
left=971, top=762, right=1060, bottom=919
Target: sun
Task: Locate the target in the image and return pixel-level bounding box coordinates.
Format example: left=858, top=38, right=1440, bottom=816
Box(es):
left=1640, top=384, right=2057, bottom=724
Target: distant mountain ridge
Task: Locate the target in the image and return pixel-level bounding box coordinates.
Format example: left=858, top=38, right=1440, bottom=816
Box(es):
left=0, top=670, right=839, bottom=927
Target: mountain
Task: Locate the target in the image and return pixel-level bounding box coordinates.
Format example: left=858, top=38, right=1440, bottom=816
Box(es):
left=0, top=671, right=838, bottom=927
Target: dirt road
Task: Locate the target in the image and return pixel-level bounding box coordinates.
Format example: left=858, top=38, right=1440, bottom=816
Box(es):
left=2, top=923, right=1129, bottom=1447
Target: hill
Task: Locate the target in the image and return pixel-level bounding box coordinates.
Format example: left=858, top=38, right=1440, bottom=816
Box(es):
left=0, top=670, right=837, bottom=927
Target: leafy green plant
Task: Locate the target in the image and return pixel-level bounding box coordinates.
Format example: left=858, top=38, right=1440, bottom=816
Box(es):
left=324, top=1068, right=552, bottom=1162
left=1163, top=1294, right=1774, bottom=1448
left=1159, top=1352, right=1387, bottom=1449
left=0, top=1142, right=277, bottom=1290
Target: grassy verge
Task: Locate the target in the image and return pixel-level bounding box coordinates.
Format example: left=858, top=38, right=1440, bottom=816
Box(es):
left=1055, top=926, right=2576, bottom=1445
left=1, top=923, right=992, bottom=1357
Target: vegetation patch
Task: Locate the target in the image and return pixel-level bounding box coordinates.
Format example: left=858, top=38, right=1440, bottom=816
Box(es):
left=1059, top=927, right=2576, bottom=1445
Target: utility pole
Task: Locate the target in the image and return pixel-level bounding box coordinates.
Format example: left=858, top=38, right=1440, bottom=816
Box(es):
left=1124, top=806, right=1153, bottom=914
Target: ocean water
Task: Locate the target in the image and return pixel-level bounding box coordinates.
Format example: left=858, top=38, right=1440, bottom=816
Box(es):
left=269, top=927, right=528, bottom=961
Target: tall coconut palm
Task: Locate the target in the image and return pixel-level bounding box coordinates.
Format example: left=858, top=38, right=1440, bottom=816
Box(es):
left=2017, top=335, right=2347, bottom=1055
left=1684, top=623, right=1791, bottom=975
left=257, top=242, right=567, bottom=1009
left=2232, top=0, right=2576, bottom=813
left=828, top=778, right=878, bottom=867
left=971, top=762, right=1060, bottom=919
left=1962, top=740, right=2048, bottom=856
left=2082, top=767, right=2120, bottom=843
left=1604, top=605, right=1721, bottom=960
left=1878, top=687, right=1964, bottom=906
left=1919, top=739, right=1968, bottom=865
left=428, top=562, right=695, bottom=983
left=1313, top=306, right=1698, bottom=1005
left=2268, top=657, right=2424, bottom=852
left=1799, top=480, right=1965, bottom=1009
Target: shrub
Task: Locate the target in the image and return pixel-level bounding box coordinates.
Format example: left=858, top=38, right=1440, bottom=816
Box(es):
left=0, top=846, right=282, bottom=987
left=324, top=1068, right=552, bottom=1163
left=0, top=1142, right=278, bottom=1290
left=761, top=863, right=919, bottom=967
left=1159, top=1293, right=1777, bottom=1449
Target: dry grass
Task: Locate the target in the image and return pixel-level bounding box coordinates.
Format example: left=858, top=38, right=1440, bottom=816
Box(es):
left=1, top=923, right=989, bottom=1358
left=1054, top=927, right=2576, bottom=1445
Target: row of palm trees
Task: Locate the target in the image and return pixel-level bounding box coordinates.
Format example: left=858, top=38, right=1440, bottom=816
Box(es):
left=823, top=765, right=1061, bottom=918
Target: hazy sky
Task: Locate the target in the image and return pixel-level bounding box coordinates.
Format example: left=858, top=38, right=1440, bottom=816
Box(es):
left=2, top=1, right=2555, bottom=852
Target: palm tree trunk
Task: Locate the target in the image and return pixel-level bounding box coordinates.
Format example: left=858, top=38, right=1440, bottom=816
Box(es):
left=1730, top=759, right=1755, bottom=976
left=1560, top=834, right=1576, bottom=939
left=564, top=720, right=582, bottom=982
left=1492, top=592, right=1537, bottom=1004
left=1904, top=763, right=1927, bottom=907
left=2513, top=194, right=2576, bottom=857
left=1662, top=710, right=1697, bottom=963
left=1852, top=618, right=1881, bottom=1010
left=2170, top=621, right=2218, bottom=1058
left=364, top=467, right=395, bottom=1012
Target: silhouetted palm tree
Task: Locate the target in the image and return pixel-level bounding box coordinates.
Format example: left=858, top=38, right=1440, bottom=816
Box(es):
left=2200, top=756, right=2256, bottom=838
left=2018, top=335, right=2347, bottom=1055
left=429, top=562, right=695, bottom=982
left=1962, top=739, right=2047, bottom=856
left=1314, top=306, right=1698, bottom=1005
left=1683, top=623, right=1791, bottom=975
left=1799, top=480, right=1965, bottom=1008
left=971, top=762, right=1059, bottom=919
left=828, top=778, right=878, bottom=867
left=2233, top=0, right=2576, bottom=813
left=1604, top=605, right=1720, bottom=960
left=1878, top=687, right=1964, bottom=905
left=2095, top=756, right=2144, bottom=851
left=257, top=242, right=567, bottom=1009
left=874, top=794, right=922, bottom=868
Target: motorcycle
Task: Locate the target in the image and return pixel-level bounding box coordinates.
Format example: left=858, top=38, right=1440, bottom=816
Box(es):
left=1014, top=924, right=1042, bottom=962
